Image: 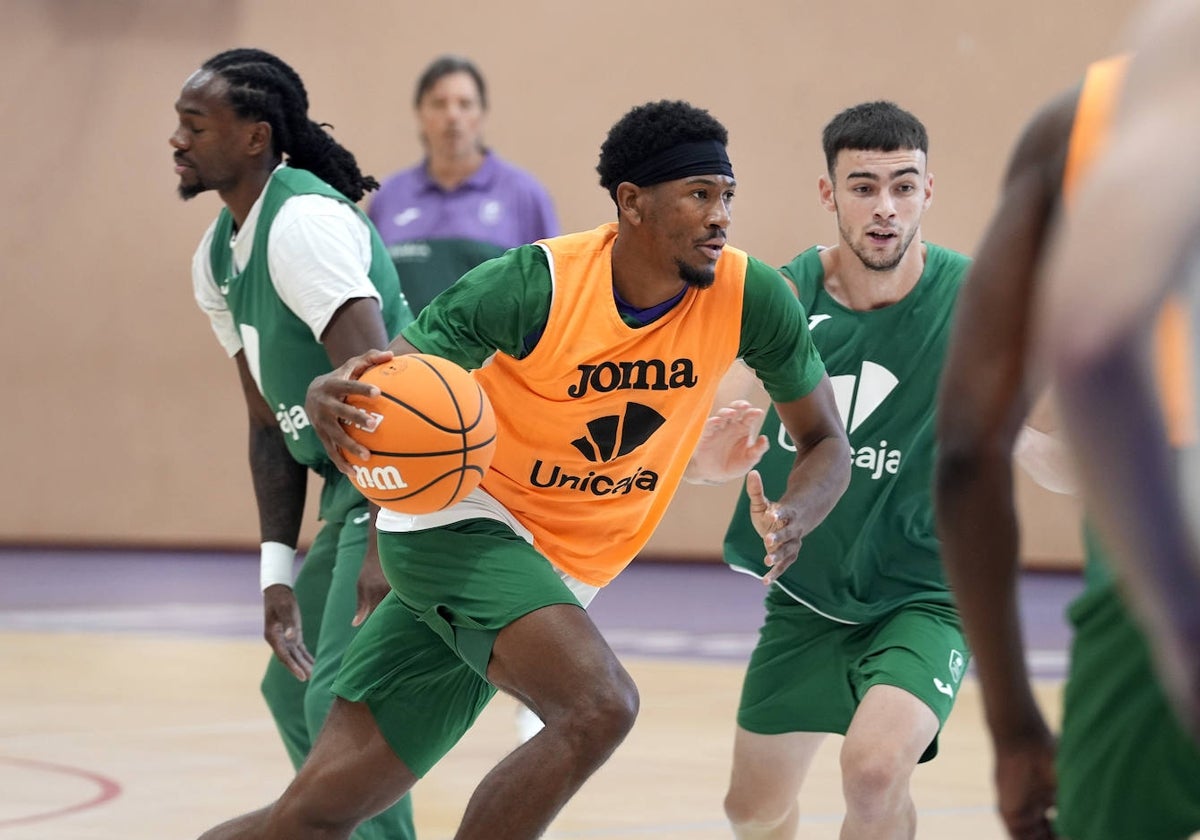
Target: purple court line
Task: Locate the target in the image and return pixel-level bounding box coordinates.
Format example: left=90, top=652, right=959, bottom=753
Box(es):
left=0, top=547, right=1079, bottom=673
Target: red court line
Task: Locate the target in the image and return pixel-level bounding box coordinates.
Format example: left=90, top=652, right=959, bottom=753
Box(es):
left=0, top=755, right=122, bottom=828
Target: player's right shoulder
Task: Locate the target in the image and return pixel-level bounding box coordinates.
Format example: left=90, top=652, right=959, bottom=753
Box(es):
left=778, top=245, right=822, bottom=276
left=776, top=246, right=826, bottom=304
left=1006, top=84, right=1080, bottom=189
left=195, top=216, right=219, bottom=250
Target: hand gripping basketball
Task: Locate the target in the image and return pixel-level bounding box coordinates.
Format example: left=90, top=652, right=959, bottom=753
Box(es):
left=339, top=354, right=498, bottom=514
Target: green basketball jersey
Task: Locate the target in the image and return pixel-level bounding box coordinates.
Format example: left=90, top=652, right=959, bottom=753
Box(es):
left=209, top=168, right=413, bottom=469
left=724, top=243, right=970, bottom=623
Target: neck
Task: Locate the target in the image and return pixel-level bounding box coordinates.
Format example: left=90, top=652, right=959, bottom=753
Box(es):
left=426, top=148, right=485, bottom=190
left=610, top=233, right=688, bottom=309
left=221, top=159, right=278, bottom=229
left=821, top=238, right=926, bottom=311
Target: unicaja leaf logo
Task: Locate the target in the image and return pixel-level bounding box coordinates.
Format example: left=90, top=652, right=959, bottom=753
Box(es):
left=570, top=402, right=666, bottom=463
left=829, top=361, right=899, bottom=433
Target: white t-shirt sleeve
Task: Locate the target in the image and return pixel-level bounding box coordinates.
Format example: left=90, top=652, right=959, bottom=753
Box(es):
left=191, top=219, right=243, bottom=357
left=267, top=194, right=382, bottom=341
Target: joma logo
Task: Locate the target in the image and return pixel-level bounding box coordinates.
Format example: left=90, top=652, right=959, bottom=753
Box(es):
left=567, top=358, right=698, bottom=399
left=352, top=465, right=408, bottom=491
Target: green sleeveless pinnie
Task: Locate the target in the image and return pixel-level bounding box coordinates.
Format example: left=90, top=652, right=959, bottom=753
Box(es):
left=724, top=243, right=969, bottom=623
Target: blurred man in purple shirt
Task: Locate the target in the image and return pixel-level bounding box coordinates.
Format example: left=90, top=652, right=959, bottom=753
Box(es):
left=369, top=55, right=559, bottom=314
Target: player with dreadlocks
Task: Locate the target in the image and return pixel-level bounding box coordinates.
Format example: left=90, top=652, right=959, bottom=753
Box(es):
left=172, top=47, right=416, bottom=840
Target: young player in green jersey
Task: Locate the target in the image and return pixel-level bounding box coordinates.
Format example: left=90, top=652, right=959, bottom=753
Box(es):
left=710, top=101, right=972, bottom=839
left=172, top=48, right=416, bottom=840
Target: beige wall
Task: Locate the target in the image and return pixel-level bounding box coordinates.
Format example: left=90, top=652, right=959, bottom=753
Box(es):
left=0, top=0, right=1136, bottom=563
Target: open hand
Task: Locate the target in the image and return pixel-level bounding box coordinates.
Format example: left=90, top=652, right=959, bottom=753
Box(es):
left=994, top=730, right=1058, bottom=839
left=685, top=401, right=769, bottom=485
left=745, top=470, right=803, bottom=583
left=263, top=584, right=314, bottom=681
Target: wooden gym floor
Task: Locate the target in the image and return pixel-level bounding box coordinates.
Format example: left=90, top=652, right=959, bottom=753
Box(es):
left=0, top=549, right=1077, bottom=839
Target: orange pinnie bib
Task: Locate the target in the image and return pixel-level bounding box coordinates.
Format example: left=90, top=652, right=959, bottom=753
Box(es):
left=476, top=223, right=746, bottom=586
left=1064, top=56, right=1197, bottom=447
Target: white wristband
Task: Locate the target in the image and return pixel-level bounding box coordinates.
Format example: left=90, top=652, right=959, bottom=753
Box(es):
left=260, top=541, right=296, bottom=591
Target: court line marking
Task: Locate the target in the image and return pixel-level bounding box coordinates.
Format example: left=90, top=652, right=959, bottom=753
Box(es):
left=0, top=754, right=122, bottom=828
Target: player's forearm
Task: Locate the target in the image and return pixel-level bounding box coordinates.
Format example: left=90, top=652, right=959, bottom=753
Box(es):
left=248, top=421, right=308, bottom=547
left=777, top=432, right=851, bottom=537
left=384, top=334, right=421, bottom=357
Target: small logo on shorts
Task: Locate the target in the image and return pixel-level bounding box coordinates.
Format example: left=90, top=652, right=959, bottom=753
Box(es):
left=933, top=678, right=955, bottom=698
left=948, top=650, right=966, bottom=682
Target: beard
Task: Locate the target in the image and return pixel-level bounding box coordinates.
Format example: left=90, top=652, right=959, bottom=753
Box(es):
left=675, top=258, right=716, bottom=289
left=177, top=180, right=208, bottom=201
left=842, top=223, right=919, bottom=272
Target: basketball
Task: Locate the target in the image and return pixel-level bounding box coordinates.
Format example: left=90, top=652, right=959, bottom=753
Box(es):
left=340, top=354, right=497, bottom=514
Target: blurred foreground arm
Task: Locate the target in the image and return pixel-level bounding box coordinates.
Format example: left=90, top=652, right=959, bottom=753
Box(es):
left=935, top=88, right=1078, bottom=838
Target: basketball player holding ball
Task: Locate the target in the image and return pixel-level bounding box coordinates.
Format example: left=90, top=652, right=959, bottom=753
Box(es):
left=173, top=49, right=416, bottom=840
left=199, top=100, right=853, bottom=839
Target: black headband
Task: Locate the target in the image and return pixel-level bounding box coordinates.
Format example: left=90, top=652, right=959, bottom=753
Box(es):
left=613, top=140, right=734, bottom=196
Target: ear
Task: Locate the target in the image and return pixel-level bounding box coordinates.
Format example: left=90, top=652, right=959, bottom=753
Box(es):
left=818, top=174, right=836, bottom=213
left=615, top=181, right=645, bottom=225
left=246, top=120, right=273, bottom=157
left=923, top=172, right=934, bottom=209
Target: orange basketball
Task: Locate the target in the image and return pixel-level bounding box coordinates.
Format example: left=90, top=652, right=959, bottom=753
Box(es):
left=340, top=354, right=497, bottom=514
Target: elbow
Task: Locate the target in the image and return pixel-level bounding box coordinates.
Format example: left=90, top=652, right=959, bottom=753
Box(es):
left=934, top=447, right=977, bottom=502
left=934, top=440, right=1009, bottom=505
left=826, top=428, right=853, bottom=494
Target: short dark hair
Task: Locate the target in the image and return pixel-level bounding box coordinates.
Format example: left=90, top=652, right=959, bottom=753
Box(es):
left=821, top=101, right=928, bottom=177
left=201, top=48, right=379, bottom=201
left=414, top=55, right=488, bottom=110
left=596, top=100, right=729, bottom=202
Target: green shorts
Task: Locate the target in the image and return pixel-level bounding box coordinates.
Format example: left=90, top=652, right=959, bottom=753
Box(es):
left=737, top=588, right=968, bottom=762
left=331, top=518, right=585, bottom=777
left=1056, top=583, right=1200, bottom=840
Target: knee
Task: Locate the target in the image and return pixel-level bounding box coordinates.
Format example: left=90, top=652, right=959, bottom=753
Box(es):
left=839, top=742, right=912, bottom=807
left=269, top=794, right=361, bottom=840
left=560, top=671, right=640, bottom=747
left=724, top=785, right=791, bottom=833
left=268, top=761, right=382, bottom=840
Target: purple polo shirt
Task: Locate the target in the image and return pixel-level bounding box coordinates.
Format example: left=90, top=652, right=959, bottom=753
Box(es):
left=367, top=151, right=559, bottom=313
left=368, top=151, right=559, bottom=251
